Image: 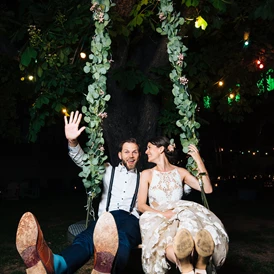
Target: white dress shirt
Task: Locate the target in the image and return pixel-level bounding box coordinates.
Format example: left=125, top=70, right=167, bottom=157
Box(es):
left=68, top=144, right=140, bottom=219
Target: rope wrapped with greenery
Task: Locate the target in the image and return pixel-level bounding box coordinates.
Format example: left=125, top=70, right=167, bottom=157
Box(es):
left=157, top=0, right=209, bottom=209
left=80, top=0, right=114, bottom=225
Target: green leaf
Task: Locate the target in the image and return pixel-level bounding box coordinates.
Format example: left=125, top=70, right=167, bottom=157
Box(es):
left=142, top=79, right=159, bottom=95
left=59, top=49, right=65, bottom=63
left=35, top=96, right=50, bottom=108
left=94, top=72, right=100, bottom=79
left=176, top=120, right=182, bottom=127
left=156, top=27, right=163, bottom=34
left=21, top=47, right=37, bottom=67
left=91, top=157, right=98, bottom=165
left=84, top=116, right=91, bottom=123
left=185, top=0, right=199, bottom=7
left=37, top=66, right=43, bottom=77
left=53, top=102, right=63, bottom=112
left=104, top=94, right=111, bottom=101
left=211, top=0, right=226, bottom=12
left=89, top=121, right=96, bottom=128
left=130, top=13, right=145, bottom=28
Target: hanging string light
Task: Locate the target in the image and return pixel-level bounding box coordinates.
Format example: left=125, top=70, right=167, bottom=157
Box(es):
left=229, top=93, right=235, bottom=99
left=218, top=80, right=224, bottom=87
left=62, top=108, right=69, bottom=116
left=256, top=60, right=264, bottom=69
left=243, top=31, right=250, bottom=47
left=80, top=52, right=86, bottom=59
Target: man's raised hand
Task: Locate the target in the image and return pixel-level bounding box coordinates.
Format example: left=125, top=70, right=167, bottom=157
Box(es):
left=64, top=110, right=86, bottom=146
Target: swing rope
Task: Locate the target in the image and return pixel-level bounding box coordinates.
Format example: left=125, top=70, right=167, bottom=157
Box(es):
left=157, top=0, right=209, bottom=209
left=198, top=173, right=210, bottom=210
left=81, top=0, right=113, bottom=226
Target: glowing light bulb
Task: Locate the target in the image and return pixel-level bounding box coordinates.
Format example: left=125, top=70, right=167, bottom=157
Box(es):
left=62, top=108, right=70, bottom=116
left=218, top=81, right=224, bottom=86
left=229, top=93, right=235, bottom=99
left=80, top=52, right=86, bottom=59
left=28, top=75, right=34, bottom=81
left=243, top=31, right=250, bottom=41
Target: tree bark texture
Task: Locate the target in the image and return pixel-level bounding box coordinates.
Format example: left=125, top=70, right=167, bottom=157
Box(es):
left=102, top=31, right=170, bottom=169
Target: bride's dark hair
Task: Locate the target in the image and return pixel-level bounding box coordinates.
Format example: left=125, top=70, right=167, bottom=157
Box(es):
left=148, top=136, right=178, bottom=164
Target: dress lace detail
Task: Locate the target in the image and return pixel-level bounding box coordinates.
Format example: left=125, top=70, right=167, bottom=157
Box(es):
left=149, top=169, right=183, bottom=208
left=139, top=169, right=229, bottom=274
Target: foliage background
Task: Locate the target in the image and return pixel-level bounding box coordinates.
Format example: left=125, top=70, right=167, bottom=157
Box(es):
left=1, top=0, right=274, bottom=175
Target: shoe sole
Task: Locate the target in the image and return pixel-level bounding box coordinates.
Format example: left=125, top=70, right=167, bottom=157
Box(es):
left=173, top=228, right=194, bottom=259
left=194, top=229, right=215, bottom=257
left=91, top=212, right=119, bottom=274
left=16, top=212, right=47, bottom=274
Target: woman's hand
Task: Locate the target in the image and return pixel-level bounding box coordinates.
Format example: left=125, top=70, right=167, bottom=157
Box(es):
left=186, top=144, right=213, bottom=193
left=161, top=209, right=175, bottom=219
left=187, top=144, right=203, bottom=163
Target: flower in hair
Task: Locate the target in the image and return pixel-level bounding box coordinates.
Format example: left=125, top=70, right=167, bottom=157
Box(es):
left=168, top=139, right=176, bottom=152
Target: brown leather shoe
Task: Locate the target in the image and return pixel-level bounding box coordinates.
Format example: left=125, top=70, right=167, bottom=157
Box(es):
left=91, top=212, right=118, bottom=274
left=16, top=212, right=54, bottom=274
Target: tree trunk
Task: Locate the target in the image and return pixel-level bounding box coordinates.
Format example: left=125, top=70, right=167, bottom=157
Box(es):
left=103, top=33, right=170, bottom=169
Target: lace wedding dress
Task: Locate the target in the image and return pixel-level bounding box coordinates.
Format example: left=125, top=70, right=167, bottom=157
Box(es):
left=139, top=169, right=229, bottom=274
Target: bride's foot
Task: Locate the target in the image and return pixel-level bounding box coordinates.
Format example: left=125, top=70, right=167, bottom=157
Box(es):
left=173, top=228, right=194, bottom=273
left=194, top=229, right=214, bottom=271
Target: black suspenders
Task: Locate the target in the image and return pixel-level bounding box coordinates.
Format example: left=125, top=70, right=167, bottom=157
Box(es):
left=130, top=172, right=140, bottom=213
left=106, top=167, right=115, bottom=212
left=106, top=166, right=140, bottom=214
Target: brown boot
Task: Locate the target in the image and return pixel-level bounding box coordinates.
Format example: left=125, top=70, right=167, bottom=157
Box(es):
left=194, top=229, right=215, bottom=271
left=16, top=212, right=54, bottom=274
left=173, top=228, right=194, bottom=273
left=91, top=212, right=119, bottom=274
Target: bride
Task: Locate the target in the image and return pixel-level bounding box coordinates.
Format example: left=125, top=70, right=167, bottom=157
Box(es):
left=137, top=136, right=229, bottom=274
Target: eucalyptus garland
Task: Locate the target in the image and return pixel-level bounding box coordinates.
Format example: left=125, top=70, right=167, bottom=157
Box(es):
left=157, top=0, right=200, bottom=173
left=81, top=0, right=114, bottom=223
left=157, top=0, right=209, bottom=208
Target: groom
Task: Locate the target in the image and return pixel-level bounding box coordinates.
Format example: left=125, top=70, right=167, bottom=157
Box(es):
left=16, top=111, right=142, bottom=274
